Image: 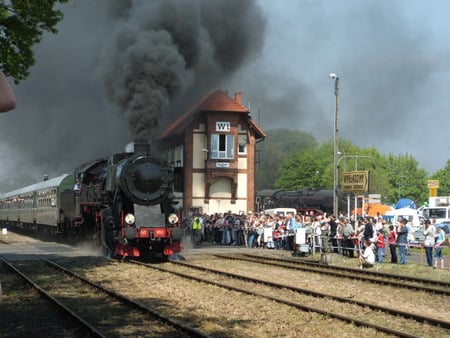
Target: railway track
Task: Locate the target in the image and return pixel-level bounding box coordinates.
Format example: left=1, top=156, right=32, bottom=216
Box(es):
left=219, top=253, right=450, bottom=295
left=2, top=235, right=449, bottom=337
left=124, top=257, right=450, bottom=337
left=0, top=253, right=210, bottom=338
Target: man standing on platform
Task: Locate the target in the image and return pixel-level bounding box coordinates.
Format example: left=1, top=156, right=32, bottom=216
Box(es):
left=396, top=219, right=409, bottom=264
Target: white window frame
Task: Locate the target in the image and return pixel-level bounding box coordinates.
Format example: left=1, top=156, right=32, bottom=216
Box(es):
left=210, top=134, right=234, bottom=159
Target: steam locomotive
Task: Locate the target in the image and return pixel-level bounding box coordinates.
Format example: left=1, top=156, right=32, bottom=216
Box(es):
left=256, top=188, right=347, bottom=215
left=0, top=144, right=182, bottom=260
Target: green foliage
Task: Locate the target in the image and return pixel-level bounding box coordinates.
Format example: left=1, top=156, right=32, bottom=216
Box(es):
left=258, top=129, right=442, bottom=206
left=383, top=153, right=429, bottom=205
left=274, top=141, right=333, bottom=190
left=429, top=159, right=450, bottom=197
left=0, top=0, right=68, bottom=82
left=255, top=129, right=317, bottom=190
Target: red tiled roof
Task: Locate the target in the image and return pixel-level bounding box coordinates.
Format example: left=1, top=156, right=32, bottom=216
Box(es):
left=158, top=90, right=265, bottom=139
left=201, top=90, right=249, bottom=112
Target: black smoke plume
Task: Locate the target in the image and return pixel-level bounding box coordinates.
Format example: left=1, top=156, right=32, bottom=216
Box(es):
left=97, top=0, right=266, bottom=142
left=0, top=0, right=266, bottom=189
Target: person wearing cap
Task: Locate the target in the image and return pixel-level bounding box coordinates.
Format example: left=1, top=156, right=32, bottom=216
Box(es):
left=423, top=219, right=436, bottom=267
left=396, top=219, right=409, bottom=264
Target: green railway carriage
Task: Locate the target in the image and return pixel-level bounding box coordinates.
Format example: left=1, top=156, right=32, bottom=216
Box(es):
left=0, top=174, right=75, bottom=235
left=0, top=145, right=182, bottom=259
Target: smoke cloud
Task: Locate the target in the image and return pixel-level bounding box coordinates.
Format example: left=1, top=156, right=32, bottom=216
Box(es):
left=0, top=0, right=265, bottom=187
left=97, top=0, right=266, bottom=142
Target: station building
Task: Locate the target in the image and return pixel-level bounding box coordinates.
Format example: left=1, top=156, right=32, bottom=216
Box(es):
left=158, top=90, right=266, bottom=215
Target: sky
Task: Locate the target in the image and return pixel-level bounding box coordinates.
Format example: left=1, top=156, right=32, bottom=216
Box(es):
left=1, top=0, right=449, bottom=186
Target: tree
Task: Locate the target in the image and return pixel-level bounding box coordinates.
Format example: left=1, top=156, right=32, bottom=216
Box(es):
left=384, top=153, right=428, bottom=205
left=430, top=159, right=450, bottom=196
left=0, top=0, right=68, bottom=82
left=274, top=142, right=333, bottom=190
left=255, top=129, right=317, bottom=190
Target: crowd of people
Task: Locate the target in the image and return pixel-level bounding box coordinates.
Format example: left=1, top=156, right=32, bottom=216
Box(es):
left=181, top=210, right=446, bottom=269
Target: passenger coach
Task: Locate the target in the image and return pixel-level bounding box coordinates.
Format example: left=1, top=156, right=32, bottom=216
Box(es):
left=0, top=174, right=74, bottom=235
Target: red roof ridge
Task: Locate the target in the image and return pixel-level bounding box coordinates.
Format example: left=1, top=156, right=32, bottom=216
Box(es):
left=157, top=89, right=264, bottom=140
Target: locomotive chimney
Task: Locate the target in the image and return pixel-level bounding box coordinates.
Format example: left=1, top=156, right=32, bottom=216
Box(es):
left=134, top=143, right=150, bottom=154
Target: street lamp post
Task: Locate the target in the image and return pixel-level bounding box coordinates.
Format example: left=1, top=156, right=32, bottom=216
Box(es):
left=329, top=73, right=339, bottom=216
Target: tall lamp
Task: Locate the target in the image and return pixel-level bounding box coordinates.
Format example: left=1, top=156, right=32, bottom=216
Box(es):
left=329, top=73, right=339, bottom=216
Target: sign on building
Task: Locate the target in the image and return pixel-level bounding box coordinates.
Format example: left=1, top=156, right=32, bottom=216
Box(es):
left=216, top=121, right=230, bottom=132
left=342, top=171, right=369, bottom=193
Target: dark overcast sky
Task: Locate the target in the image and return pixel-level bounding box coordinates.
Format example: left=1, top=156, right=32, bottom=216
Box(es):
left=0, top=0, right=448, bottom=185
left=228, top=0, right=450, bottom=174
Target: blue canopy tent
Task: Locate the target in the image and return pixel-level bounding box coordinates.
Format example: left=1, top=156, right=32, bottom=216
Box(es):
left=395, top=198, right=416, bottom=210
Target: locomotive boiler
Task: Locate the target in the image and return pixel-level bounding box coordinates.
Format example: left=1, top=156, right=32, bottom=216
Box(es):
left=0, top=144, right=182, bottom=259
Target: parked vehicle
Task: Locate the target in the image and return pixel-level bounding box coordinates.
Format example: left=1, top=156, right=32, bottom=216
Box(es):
left=422, top=206, right=450, bottom=224
left=384, top=208, right=425, bottom=233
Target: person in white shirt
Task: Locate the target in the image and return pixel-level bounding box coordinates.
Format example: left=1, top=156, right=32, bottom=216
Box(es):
left=423, top=219, right=436, bottom=267
left=359, top=240, right=375, bottom=269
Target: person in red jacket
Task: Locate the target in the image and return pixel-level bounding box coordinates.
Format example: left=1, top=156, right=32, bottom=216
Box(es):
left=376, top=229, right=385, bottom=263
left=388, top=225, right=397, bottom=263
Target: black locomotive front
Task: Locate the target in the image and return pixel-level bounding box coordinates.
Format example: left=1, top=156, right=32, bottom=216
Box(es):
left=72, top=145, right=180, bottom=259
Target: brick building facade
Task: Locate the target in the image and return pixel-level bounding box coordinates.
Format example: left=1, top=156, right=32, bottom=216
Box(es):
left=158, top=90, right=265, bottom=215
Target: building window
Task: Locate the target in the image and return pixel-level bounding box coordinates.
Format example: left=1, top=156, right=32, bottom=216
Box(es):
left=238, top=134, right=247, bottom=154
left=211, top=134, right=234, bottom=159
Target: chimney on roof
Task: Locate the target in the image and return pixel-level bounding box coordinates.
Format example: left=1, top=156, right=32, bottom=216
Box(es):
left=234, top=92, right=242, bottom=105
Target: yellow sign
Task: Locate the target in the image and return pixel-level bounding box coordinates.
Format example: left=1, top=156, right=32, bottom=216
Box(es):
left=427, top=180, right=439, bottom=188
left=342, top=171, right=369, bottom=193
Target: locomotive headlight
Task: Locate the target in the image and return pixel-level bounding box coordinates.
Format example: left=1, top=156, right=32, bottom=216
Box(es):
left=168, top=213, right=179, bottom=225
left=125, top=213, right=136, bottom=225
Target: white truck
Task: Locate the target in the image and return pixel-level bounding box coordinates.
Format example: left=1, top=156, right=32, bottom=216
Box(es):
left=422, top=196, right=450, bottom=224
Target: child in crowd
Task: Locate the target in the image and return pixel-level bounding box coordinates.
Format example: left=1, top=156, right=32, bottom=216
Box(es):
left=376, top=229, right=385, bottom=263
left=434, top=226, right=446, bottom=269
